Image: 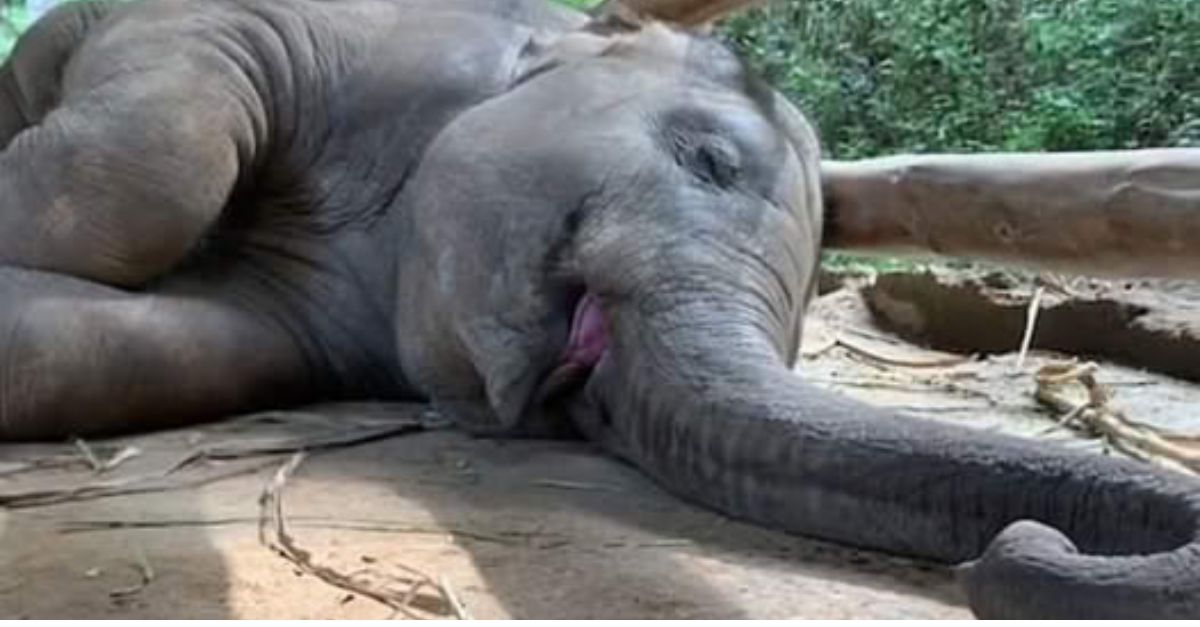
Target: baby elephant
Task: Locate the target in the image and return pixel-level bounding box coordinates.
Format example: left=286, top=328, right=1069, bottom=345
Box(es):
left=0, top=0, right=1196, bottom=618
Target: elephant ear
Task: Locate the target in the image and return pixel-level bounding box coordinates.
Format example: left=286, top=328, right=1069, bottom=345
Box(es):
left=593, top=0, right=764, bottom=28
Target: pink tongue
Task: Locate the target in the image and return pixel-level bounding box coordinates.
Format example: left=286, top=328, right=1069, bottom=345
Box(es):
left=563, top=292, right=608, bottom=368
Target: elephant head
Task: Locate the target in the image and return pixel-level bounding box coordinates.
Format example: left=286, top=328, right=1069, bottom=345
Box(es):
left=395, top=0, right=1200, bottom=618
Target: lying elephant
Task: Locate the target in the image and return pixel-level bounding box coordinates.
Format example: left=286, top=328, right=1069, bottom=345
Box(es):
left=1, top=0, right=1197, bottom=618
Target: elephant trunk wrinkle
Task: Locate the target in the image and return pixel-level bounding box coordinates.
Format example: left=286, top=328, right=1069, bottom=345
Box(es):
left=582, top=306, right=1200, bottom=618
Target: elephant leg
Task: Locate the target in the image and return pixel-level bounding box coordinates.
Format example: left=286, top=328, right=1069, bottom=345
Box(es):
left=0, top=267, right=313, bottom=440
left=1, top=0, right=118, bottom=147
left=0, top=0, right=259, bottom=288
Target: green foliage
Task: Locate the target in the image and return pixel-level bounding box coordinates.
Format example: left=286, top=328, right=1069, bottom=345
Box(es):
left=553, top=0, right=601, bottom=9
left=724, top=0, right=1200, bottom=157
left=1, top=1, right=33, bottom=60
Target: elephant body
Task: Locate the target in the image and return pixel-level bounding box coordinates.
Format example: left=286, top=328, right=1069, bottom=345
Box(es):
left=1, top=0, right=1197, bottom=618
left=0, top=0, right=588, bottom=431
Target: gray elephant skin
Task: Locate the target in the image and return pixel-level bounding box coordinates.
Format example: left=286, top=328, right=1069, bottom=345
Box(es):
left=0, top=0, right=1197, bottom=618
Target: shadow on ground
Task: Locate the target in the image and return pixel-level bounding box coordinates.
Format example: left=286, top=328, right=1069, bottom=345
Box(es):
left=0, top=403, right=968, bottom=619
left=279, top=420, right=968, bottom=619
left=0, top=436, right=233, bottom=618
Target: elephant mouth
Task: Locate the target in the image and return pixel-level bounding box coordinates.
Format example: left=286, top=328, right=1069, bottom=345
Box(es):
left=534, top=292, right=609, bottom=404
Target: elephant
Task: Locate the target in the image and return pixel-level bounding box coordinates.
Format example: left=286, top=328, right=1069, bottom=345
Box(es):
left=0, top=0, right=1197, bottom=618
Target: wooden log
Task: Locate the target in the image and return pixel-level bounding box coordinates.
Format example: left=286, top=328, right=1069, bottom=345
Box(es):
left=821, top=149, right=1200, bottom=278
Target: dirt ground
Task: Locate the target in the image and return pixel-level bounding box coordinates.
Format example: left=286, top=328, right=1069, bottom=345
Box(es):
left=3, top=269, right=1198, bottom=619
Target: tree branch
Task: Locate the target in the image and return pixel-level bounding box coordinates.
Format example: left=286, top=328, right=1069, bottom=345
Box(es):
left=596, top=0, right=764, bottom=26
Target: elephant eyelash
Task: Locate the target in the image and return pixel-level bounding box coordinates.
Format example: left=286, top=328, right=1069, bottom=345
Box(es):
left=694, top=141, right=740, bottom=187
left=666, top=131, right=741, bottom=189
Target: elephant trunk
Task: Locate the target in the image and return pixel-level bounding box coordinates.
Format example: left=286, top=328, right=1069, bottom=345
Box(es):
left=574, top=296, right=1200, bottom=618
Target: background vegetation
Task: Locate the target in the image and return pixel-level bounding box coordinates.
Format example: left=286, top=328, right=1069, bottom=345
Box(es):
left=725, top=0, right=1199, bottom=158
left=7, top=0, right=1195, bottom=156
left=0, top=1, right=33, bottom=59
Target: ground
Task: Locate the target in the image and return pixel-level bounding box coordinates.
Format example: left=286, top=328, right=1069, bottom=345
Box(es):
left=2, top=266, right=1197, bottom=619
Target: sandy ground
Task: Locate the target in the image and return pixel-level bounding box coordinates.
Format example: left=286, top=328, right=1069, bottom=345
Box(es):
left=2, top=280, right=1197, bottom=619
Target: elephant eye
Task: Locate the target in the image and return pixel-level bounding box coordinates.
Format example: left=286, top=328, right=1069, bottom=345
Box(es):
left=676, top=133, right=741, bottom=188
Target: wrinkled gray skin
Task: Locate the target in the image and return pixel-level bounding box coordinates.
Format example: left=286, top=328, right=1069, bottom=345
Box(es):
left=1, top=0, right=1197, bottom=618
